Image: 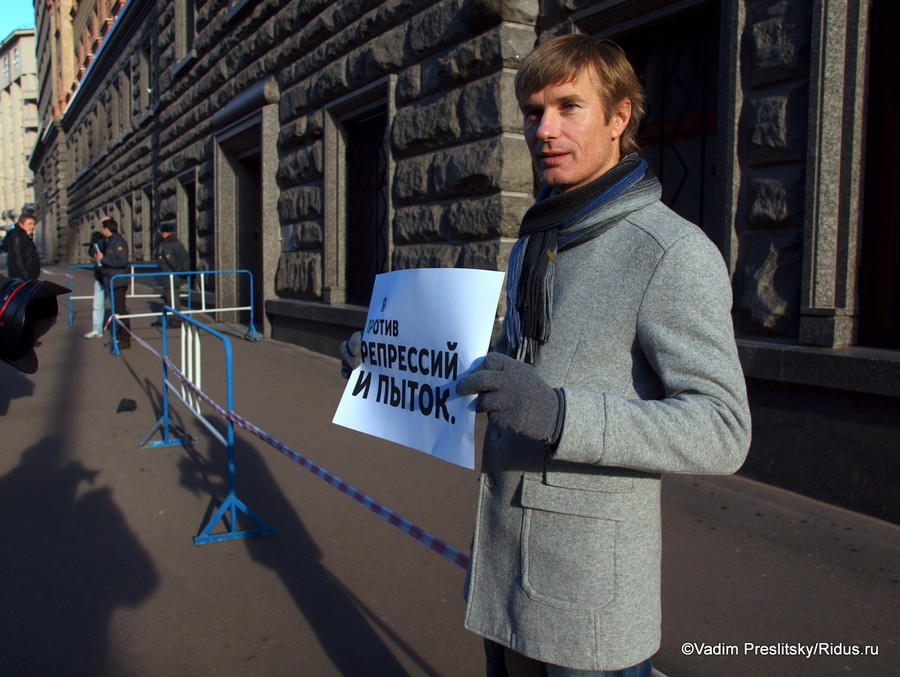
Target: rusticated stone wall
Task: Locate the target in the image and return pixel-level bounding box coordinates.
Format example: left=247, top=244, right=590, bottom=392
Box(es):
left=273, top=0, right=539, bottom=303
left=56, top=0, right=541, bottom=303
left=62, top=0, right=158, bottom=258
left=538, top=0, right=814, bottom=341
left=533, top=0, right=900, bottom=524
left=30, top=121, right=71, bottom=264
left=42, top=0, right=876, bottom=350
left=45, top=0, right=875, bottom=352
left=736, top=0, right=812, bottom=339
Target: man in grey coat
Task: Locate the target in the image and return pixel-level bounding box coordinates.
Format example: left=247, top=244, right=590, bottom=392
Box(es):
left=453, top=35, right=752, bottom=676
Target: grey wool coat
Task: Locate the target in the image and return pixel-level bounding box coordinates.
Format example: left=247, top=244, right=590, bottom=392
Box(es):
left=464, top=175, right=751, bottom=671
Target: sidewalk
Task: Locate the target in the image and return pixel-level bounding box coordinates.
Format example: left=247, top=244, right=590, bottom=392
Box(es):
left=0, top=265, right=896, bottom=676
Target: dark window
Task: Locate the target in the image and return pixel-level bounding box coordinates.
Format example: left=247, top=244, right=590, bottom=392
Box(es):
left=345, top=110, right=389, bottom=305
left=859, top=0, right=900, bottom=348
left=618, top=4, right=720, bottom=240
left=137, top=184, right=153, bottom=261
left=139, top=39, right=154, bottom=113
left=179, top=177, right=198, bottom=272
left=175, top=0, right=196, bottom=60
left=119, top=67, right=130, bottom=132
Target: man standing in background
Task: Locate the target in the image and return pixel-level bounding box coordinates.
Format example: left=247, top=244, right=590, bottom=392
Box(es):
left=5, top=213, right=40, bottom=281
left=94, top=218, right=131, bottom=349
left=152, top=221, right=190, bottom=328
left=83, top=224, right=107, bottom=339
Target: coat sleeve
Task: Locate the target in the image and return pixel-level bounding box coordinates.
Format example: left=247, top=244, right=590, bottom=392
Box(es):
left=553, top=233, right=751, bottom=475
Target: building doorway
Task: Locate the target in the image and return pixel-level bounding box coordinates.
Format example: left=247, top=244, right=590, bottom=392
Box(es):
left=859, top=0, right=900, bottom=348
left=217, top=121, right=263, bottom=323
left=345, top=109, right=389, bottom=305
left=618, top=4, right=720, bottom=241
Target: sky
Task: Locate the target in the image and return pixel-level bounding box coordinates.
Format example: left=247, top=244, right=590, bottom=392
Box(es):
left=0, top=1, right=36, bottom=42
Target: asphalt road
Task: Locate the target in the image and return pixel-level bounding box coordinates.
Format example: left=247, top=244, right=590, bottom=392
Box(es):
left=0, top=266, right=896, bottom=676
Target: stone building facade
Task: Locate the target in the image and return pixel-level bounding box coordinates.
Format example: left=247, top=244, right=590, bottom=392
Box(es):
left=31, top=0, right=128, bottom=264
left=0, top=29, right=38, bottom=224
left=35, top=0, right=75, bottom=124
left=29, top=0, right=899, bottom=522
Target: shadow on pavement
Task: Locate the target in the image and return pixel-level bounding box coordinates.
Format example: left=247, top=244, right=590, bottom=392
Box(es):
left=0, top=366, right=35, bottom=415
left=0, top=436, right=159, bottom=675
left=175, top=413, right=442, bottom=676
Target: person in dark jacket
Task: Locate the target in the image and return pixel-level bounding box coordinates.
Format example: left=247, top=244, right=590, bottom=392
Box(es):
left=95, top=218, right=131, bottom=349
left=152, top=221, right=190, bottom=327
left=83, top=228, right=107, bottom=339
left=5, top=213, right=40, bottom=280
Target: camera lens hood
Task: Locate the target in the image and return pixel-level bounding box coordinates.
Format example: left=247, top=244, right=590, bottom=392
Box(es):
left=0, top=276, right=70, bottom=374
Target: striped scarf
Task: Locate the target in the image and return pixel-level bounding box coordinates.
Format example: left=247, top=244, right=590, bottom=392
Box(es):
left=504, top=154, right=650, bottom=363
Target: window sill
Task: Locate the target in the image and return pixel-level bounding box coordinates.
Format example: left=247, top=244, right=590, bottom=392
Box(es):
left=226, top=0, right=254, bottom=23
left=738, top=338, right=900, bottom=398
left=137, top=109, right=155, bottom=127
left=171, top=48, right=197, bottom=78
left=266, top=298, right=367, bottom=327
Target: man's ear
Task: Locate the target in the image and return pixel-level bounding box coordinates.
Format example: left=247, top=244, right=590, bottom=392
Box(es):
left=611, top=99, right=631, bottom=140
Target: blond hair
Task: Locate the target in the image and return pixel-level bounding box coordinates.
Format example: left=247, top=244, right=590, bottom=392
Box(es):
left=515, top=35, right=646, bottom=156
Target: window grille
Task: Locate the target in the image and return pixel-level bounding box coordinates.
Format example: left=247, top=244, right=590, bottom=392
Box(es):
left=345, top=110, right=389, bottom=305
left=619, top=5, right=720, bottom=239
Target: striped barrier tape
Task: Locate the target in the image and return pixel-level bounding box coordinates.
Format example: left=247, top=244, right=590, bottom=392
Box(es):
left=115, top=319, right=472, bottom=570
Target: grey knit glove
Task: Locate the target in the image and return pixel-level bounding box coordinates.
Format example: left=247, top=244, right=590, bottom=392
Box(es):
left=339, top=331, right=362, bottom=379
left=456, top=352, right=564, bottom=445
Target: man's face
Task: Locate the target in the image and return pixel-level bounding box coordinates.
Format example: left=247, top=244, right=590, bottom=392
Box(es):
left=521, top=67, right=630, bottom=192
left=18, top=217, right=36, bottom=234
left=100, top=221, right=111, bottom=236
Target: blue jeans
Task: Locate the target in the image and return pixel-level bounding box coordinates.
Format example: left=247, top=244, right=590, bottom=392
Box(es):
left=91, top=279, right=105, bottom=332
left=485, top=639, right=653, bottom=677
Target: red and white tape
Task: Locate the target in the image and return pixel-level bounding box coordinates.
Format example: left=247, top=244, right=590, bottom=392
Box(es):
left=115, top=321, right=471, bottom=570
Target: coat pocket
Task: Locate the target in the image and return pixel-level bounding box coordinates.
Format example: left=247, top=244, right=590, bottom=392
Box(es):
left=520, top=475, right=622, bottom=610
left=544, top=462, right=639, bottom=493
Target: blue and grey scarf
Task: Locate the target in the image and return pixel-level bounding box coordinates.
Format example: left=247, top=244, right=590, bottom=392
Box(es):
left=504, top=154, right=654, bottom=363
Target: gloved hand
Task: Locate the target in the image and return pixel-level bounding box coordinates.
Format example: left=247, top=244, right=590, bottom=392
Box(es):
left=339, top=331, right=362, bottom=379
left=456, top=352, right=564, bottom=445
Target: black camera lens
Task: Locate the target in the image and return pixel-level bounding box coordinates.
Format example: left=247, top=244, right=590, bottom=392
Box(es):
left=0, top=275, right=70, bottom=374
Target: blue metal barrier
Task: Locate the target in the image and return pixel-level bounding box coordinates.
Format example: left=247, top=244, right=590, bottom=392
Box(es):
left=140, top=306, right=275, bottom=545
left=65, top=263, right=159, bottom=327
left=108, top=269, right=262, bottom=355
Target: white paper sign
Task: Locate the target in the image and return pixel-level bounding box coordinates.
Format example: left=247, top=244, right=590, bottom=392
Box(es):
left=332, top=268, right=505, bottom=469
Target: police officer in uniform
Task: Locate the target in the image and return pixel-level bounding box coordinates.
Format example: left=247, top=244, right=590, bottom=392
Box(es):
left=152, top=221, right=190, bottom=327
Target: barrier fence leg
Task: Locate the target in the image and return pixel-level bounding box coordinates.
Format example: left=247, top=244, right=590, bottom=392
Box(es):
left=145, top=423, right=274, bottom=540
left=194, top=414, right=275, bottom=544
left=193, top=489, right=277, bottom=545
left=139, top=416, right=195, bottom=448
left=109, top=315, right=121, bottom=356
left=140, top=330, right=196, bottom=448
